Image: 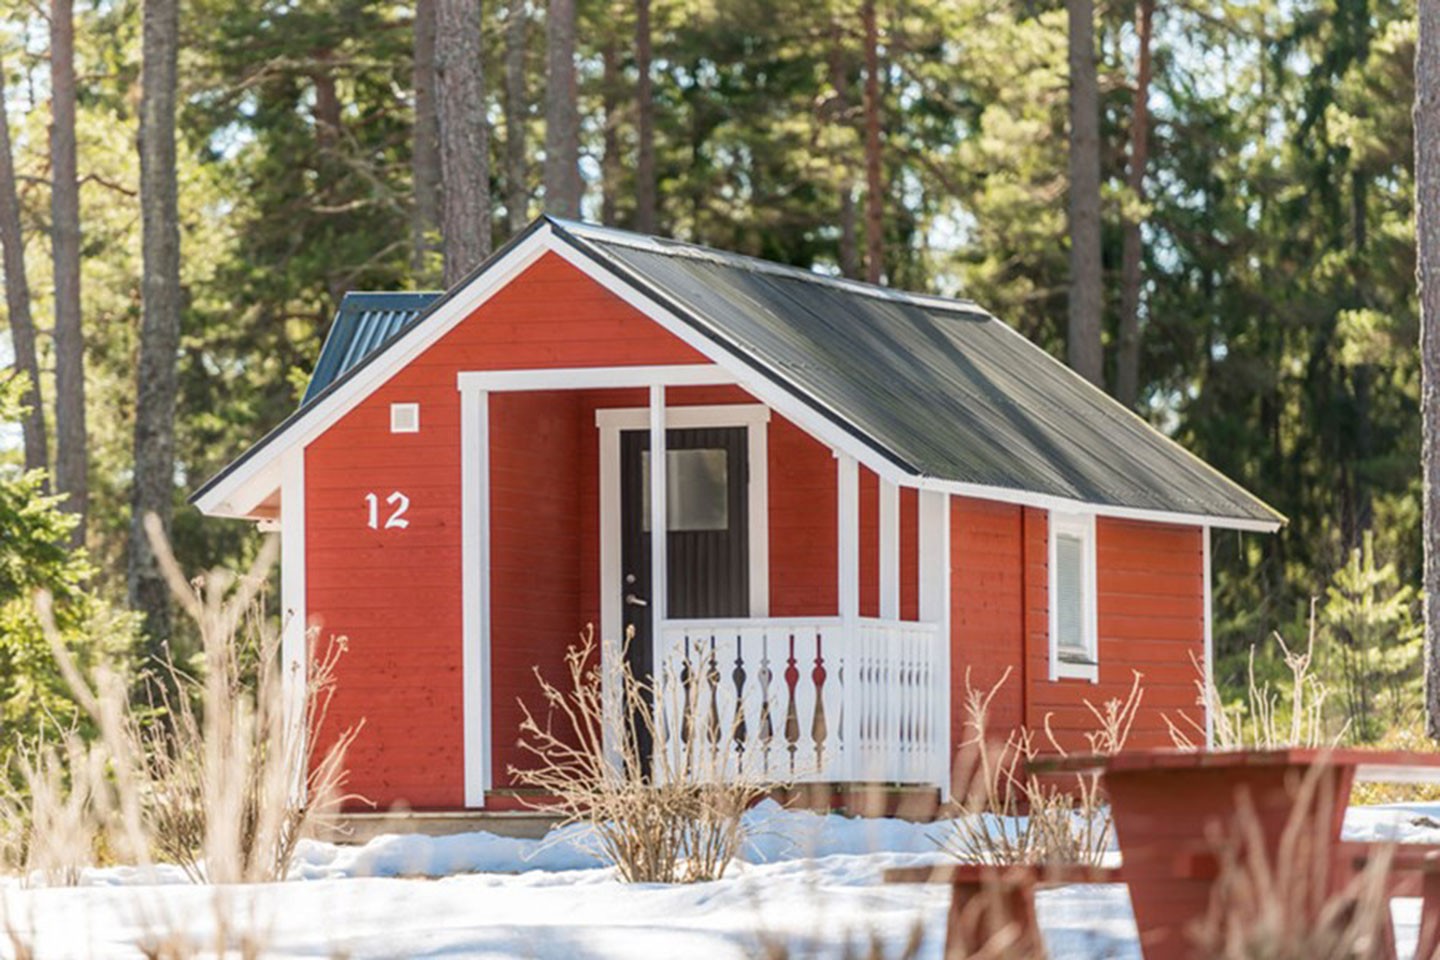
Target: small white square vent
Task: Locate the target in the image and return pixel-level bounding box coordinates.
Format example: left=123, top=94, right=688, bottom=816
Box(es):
left=390, top=402, right=420, bottom=434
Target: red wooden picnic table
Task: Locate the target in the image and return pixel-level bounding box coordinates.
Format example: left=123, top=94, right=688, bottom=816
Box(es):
left=1034, top=748, right=1440, bottom=960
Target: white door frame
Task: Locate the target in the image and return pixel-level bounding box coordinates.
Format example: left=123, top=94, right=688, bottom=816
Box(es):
left=595, top=402, right=772, bottom=658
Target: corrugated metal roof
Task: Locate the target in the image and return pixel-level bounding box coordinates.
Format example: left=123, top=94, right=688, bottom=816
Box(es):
left=553, top=221, right=1280, bottom=525
left=302, top=292, right=441, bottom=405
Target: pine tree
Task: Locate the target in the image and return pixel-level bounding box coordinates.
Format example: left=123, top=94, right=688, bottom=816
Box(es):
left=130, top=0, right=183, bottom=646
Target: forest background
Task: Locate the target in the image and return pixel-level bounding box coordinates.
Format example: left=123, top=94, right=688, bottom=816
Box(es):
left=0, top=0, right=1425, bottom=746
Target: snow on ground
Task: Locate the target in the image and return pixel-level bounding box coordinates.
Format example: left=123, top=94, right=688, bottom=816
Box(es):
left=2, top=801, right=1438, bottom=959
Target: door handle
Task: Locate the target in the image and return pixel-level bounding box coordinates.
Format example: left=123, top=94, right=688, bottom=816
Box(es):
left=625, top=593, right=649, bottom=607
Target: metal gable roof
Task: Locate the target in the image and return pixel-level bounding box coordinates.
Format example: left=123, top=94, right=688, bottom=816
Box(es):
left=302, top=291, right=441, bottom=405
left=195, top=217, right=1281, bottom=528
left=552, top=221, right=1282, bottom=527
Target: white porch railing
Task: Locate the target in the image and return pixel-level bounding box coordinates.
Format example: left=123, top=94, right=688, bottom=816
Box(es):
left=653, top=617, right=946, bottom=787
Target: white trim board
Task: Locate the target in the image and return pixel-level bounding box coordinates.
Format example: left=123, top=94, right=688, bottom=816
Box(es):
left=459, top=386, right=492, bottom=807
left=279, top=448, right=308, bottom=806
left=1048, top=510, right=1099, bottom=683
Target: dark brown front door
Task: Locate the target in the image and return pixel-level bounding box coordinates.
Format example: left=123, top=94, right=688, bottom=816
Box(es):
left=620, top=426, right=749, bottom=760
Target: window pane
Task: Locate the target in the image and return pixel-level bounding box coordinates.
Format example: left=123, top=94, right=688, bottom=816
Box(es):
left=641, top=449, right=729, bottom=532
left=1055, top=534, right=1086, bottom=654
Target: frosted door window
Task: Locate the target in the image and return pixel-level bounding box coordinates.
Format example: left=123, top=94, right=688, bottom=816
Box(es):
left=641, top=449, right=729, bottom=532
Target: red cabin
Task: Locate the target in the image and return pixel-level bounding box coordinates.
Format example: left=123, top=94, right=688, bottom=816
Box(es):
left=192, top=218, right=1282, bottom=812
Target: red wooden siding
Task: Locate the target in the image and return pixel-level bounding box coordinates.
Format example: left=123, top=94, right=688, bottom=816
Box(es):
left=489, top=390, right=584, bottom=789
left=767, top=416, right=838, bottom=617
left=899, top=487, right=919, bottom=622
left=948, top=500, right=1205, bottom=771
left=948, top=497, right=1027, bottom=746
left=1028, top=517, right=1205, bottom=749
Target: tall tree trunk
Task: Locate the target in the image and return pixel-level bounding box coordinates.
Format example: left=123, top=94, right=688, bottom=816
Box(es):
left=436, top=0, right=492, bottom=286
left=634, top=0, right=657, bottom=234
left=1115, top=0, right=1151, bottom=409
left=543, top=0, right=580, bottom=217
left=412, top=0, right=442, bottom=278
left=1066, top=0, right=1104, bottom=387
left=1417, top=0, right=1440, bottom=739
left=50, top=0, right=87, bottom=542
left=504, top=0, right=528, bottom=234
left=827, top=22, right=860, bottom=279
left=601, top=33, right=620, bottom=226
left=861, top=0, right=884, bottom=285
left=130, top=0, right=182, bottom=647
left=0, top=57, right=47, bottom=478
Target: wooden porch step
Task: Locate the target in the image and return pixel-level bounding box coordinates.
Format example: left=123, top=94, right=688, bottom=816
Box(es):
left=316, top=809, right=564, bottom=844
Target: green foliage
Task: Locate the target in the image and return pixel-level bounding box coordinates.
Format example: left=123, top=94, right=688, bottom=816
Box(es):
left=0, top=381, right=138, bottom=764
left=1320, top=532, right=1423, bottom=742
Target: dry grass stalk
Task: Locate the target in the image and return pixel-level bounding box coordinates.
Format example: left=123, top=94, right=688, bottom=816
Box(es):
left=1190, top=766, right=1396, bottom=959
left=510, top=624, right=777, bottom=883
left=0, top=519, right=363, bottom=886
left=940, top=668, right=1143, bottom=867
left=1167, top=601, right=1343, bottom=751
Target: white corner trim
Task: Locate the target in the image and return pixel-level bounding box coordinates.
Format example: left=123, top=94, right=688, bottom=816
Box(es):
left=1048, top=510, right=1099, bottom=683
left=1203, top=525, right=1214, bottom=746
left=459, top=386, right=491, bottom=807
left=917, top=489, right=950, bottom=796
left=279, top=448, right=308, bottom=806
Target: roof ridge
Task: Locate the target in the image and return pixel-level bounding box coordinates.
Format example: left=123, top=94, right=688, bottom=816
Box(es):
left=550, top=218, right=981, bottom=316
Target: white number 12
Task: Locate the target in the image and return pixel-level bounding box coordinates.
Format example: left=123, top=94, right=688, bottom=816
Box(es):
left=365, top=491, right=411, bottom=530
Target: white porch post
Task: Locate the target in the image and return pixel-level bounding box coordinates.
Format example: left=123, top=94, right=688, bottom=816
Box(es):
left=918, top=490, right=951, bottom=796
left=279, top=448, right=307, bottom=806
left=1203, top=525, right=1214, bottom=746
left=460, top=385, right=491, bottom=808
left=879, top=478, right=900, bottom=620
left=648, top=384, right=668, bottom=669
left=836, top=454, right=860, bottom=780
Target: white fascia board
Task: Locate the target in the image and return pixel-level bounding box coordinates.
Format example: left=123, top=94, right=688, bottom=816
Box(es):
left=204, top=459, right=285, bottom=520
left=905, top=474, right=1281, bottom=534
left=193, top=224, right=556, bottom=518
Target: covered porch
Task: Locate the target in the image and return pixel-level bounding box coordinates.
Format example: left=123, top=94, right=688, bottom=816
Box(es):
left=458, top=364, right=953, bottom=808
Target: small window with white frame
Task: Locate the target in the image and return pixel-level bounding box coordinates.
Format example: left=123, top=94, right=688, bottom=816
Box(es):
left=1049, top=511, right=1098, bottom=682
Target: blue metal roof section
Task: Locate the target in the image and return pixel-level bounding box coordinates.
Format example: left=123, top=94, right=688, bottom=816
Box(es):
left=302, top=291, right=441, bottom=407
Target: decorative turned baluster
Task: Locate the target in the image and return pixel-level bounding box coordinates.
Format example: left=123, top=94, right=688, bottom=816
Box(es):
left=706, top=635, right=722, bottom=749
left=731, top=633, right=747, bottom=761
left=783, top=632, right=800, bottom=778
left=758, top=633, right=774, bottom=776
left=810, top=630, right=828, bottom=773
